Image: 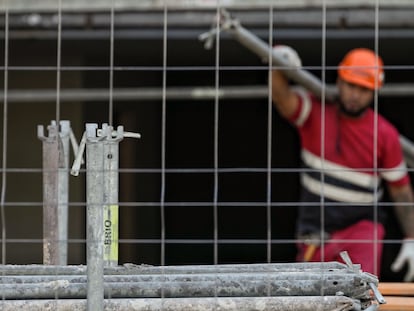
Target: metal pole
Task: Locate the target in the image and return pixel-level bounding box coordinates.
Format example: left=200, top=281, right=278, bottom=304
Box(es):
left=0, top=269, right=376, bottom=284
left=0, top=296, right=361, bottom=311
left=38, top=120, right=70, bottom=265
left=58, top=120, right=70, bottom=265
left=0, top=261, right=381, bottom=307
left=71, top=123, right=140, bottom=309
left=0, top=256, right=379, bottom=301
left=85, top=123, right=104, bottom=311
left=0, top=261, right=361, bottom=275
left=38, top=122, right=59, bottom=265
left=0, top=272, right=376, bottom=299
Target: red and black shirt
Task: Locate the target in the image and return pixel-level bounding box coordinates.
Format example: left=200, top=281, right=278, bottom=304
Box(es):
left=289, top=88, right=409, bottom=234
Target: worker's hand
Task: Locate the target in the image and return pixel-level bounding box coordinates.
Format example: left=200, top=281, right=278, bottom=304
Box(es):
left=272, top=45, right=302, bottom=68
left=391, top=239, right=414, bottom=282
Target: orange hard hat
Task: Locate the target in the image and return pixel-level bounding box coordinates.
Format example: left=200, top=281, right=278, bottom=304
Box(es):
left=338, top=48, right=384, bottom=90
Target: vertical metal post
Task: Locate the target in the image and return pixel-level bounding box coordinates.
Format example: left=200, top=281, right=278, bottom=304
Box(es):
left=71, top=123, right=140, bottom=310
left=38, top=120, right=70, bottom=266
left=38, top=123, right=59, bottom=265
left=85, top=123, right=104, bottom=311
left=58, top=120, right=70, bottom=265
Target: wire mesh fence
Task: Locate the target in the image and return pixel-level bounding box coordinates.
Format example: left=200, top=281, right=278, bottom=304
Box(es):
left=1, top=0, right=414, bottom=310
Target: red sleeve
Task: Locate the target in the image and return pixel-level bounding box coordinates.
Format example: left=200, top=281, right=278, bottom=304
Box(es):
left=380, top=121, right=410, bottom=186
left=288, top=88, right=312, bottom=127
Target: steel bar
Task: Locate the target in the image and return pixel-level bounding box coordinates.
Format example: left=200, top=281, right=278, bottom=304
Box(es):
left=1, top=84, right=414, bottom=103
left=0, top=296, right=360, bottom=311
left=0, top=261, right=379, bottom=308
left=0, top=270, right=376, bottom=285
left=71, top=124, right=140, bottom=270
left=38, top=123, right=60, bottom=265
left=0, top=272, right=375, bottom=299
left=0, top=281, right=371, bottom=300
left=58, top=120, right=70, bottom=265
left=85, top=123, right=105, bottom=311
left=0, top=261, right=363, bottom=276
left=37, top=121, right=71, bottom=265
left=73, top=124, right=140, bottom=306
left=0, top=262, right=361, bottom=275
left=0, top=281, right=369, bottom=300
left=214, top=11, right=335, bottom=101
left=37, top=121, right=71, bottom=266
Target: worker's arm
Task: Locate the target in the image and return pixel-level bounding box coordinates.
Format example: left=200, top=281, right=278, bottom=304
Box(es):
left=271, top=70, right=299, bottom=119
left=270, top=45, right=301, bottom=119
left=388, top=183, right=414, bottom=281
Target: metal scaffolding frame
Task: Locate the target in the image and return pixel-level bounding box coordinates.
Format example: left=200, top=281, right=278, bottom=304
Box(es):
left=2, top=84, right=414, bottom=103
left=0, top=259, right=383, bottom=310
left=0, top=1, right=413, bottom=310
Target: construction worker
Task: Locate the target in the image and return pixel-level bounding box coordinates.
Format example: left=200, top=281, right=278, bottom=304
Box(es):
left=271, top=46, right=414, bottom=281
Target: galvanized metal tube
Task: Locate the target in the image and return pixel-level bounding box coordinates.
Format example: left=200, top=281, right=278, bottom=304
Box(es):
left=0, top=261, right=361, bottom=275
left=85, top=123, right=104, bottom=311
left=3, top=85, right=414, bottom=103
left=0, top=274, right=373, bottom=299
left=222, top=19, right=335, bottom=101
left=0, top=270, right=376, bottom=285
left=38, top=120, right=71, bottom=266
left=38, top=123, right=60, bottom=265
left=0, top=296, right=360, bottom=311
left=0, top=261, right=378, bottom=307
left=108, top=261, right=362, bottom=275
left=58, top=120, right=70, bottom=266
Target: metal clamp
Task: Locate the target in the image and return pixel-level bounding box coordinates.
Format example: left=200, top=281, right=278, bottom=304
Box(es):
left=70, top=123, right=141, bottom=176
left=198, top=9, right=237, bottom=50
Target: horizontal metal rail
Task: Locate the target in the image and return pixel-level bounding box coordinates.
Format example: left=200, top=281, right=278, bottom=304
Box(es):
left=0, top=261, right=361, bottom=275
left=0, top=296, right=360, bottom=311
left=0, top=262, right=380, bottom=309
left=1, top=84, right=414, bottom=103
left=0, top=274, right=374, bottom=299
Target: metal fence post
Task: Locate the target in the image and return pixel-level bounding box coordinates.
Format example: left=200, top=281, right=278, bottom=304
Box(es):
left=71, top=123, right=140, bottom=310
left=38, top=120, right=70, bottom=266
left=58, top=120, right=70, bottom=265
